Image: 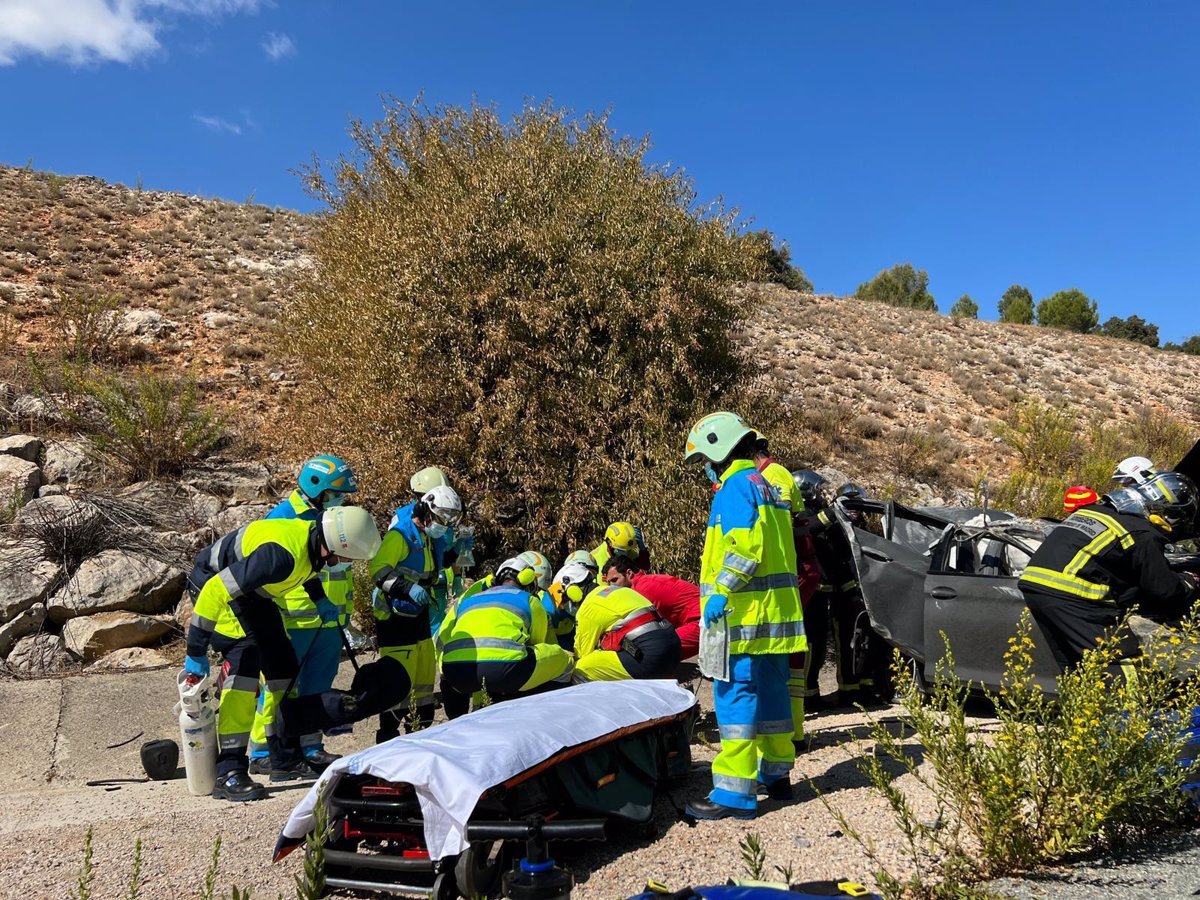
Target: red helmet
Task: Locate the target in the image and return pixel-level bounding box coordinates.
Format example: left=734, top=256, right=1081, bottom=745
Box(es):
left=1063, top=485, right=1099, bottom=513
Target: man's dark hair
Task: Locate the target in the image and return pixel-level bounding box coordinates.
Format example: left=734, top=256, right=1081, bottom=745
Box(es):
left=603, top=555, right=638, bottom=577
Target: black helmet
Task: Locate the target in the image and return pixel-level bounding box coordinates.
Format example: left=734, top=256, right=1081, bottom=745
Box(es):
left=791, top=469, right=828, bottom=503
left=1135, top=472, right=1199, bottom=534
left=140, top=739, right=179, bottom=780
left=836, top=483, right=866, bottom=501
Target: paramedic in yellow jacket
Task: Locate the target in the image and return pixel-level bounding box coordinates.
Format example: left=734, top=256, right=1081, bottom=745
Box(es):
left=682, top=411, right=807, bottom=821
left=554, top=562, right=680, bottom=681
left=436, top=556, right=575, bottom=718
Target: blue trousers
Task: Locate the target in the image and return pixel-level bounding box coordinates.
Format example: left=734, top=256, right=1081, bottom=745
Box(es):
left=250, top=626, right=342, bottom=758
left=710, top=653, right=795, bottom=811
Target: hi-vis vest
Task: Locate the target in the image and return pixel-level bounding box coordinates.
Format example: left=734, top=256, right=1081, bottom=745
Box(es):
left=437, top=584, right=546, bottom=664
left=265, top=490, right=352, bottom=630
left=1020, top=507, right=1135, bottom=605
left=700, top=459, right=806, bottom=656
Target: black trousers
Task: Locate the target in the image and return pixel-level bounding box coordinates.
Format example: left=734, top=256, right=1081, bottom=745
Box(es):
left=619, top=626, right=682, bottom=679
left=1024, top=589, right=1136, bottom=673
left=441, top=654, right=538, bottom=719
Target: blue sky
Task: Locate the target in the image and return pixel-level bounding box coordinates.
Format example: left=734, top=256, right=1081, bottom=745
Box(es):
left=1, top=1, right=1197, bottom=340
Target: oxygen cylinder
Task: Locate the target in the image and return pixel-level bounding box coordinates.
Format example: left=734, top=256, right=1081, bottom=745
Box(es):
left=175, top=670, right=218, bottom=797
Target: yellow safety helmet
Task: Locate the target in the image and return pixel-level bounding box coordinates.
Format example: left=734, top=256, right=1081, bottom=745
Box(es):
left=604, top=521, right=640, bottom=557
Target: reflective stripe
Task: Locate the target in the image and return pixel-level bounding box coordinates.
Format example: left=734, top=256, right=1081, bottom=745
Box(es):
left=1062, top=510, right=1134, bottom=579
left=441, top=637, right=528, bottom=655
left=218, top=732, right=250, bottom=750
left=760, top=760, right=793, bottom=778
left=839, top=579, right=859, bottom=591
left=325, top=569, right=350, bottom=582
left=1075, top=510, right=1134, bottom=549
left=758, top=718, right=794, bottom=735
left=622, top=619, right=673, bottom=643
left=712, top=773, right=756, bottom=795
left=719, top=723, right=757, bottom=740
left=722, top=551, right=757, bottom=575
left=1021, top=566, right=1114, bottom=603
left=210, top=526, right=248, bottom=572
left=264, top=678, right=292, bottom=694
left=699, top=583, right=717, bottom=599
left=218, top=568, right=244, bottom=600
left=738, top=572, right=799, bottom=593
left=716, top=569, right=745, bottom=591
left=226, top=675, right=259, bottom=693
left=189, top=613, right=216, bottom=633
left=729, top=620, right=806, bottom=643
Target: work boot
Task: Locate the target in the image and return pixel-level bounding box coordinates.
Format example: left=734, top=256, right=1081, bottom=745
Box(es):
left=793, top=735, right=812, bottom=754
left=758, top=778, right=794, bottom=802
left=685, top=798, right=756, bottom=821
left=304, top=749, right=342, bottom=772
left=212, top=770, right=267, bottom=802
left=268, top=758, right=321, bottom=783
left=247, top=756, right=272, bottom=776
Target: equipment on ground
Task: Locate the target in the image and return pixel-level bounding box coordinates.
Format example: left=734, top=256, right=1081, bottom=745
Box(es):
left=322, top=506, right=383, bottom=560
left=139, top=738, right=179, bottom=781
left=174, top=670, right=218, bottom=796
left=467, top=818, right=606, bottom=900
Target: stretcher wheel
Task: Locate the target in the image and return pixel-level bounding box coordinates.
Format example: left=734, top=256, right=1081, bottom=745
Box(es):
left=454, top=840, right=504, bottom=898
left=432, top=870, right=458, bottom=900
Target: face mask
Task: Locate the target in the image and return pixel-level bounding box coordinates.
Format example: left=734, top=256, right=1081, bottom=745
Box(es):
left=323, top=492, right=346, bottom=509
left=704, top=462, right=720, bottom=486
left=426, top=522, right=448, bottom=540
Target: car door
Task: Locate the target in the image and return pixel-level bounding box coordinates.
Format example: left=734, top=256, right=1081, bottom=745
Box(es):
left=923, top=532, right=1059, bottom=694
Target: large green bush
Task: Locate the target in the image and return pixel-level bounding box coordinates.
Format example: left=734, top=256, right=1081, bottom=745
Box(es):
left=950, top=294, right=978, bottom=319
left=854, top=263, right=937, bottom=311
left=1164, top=335, right=1200, bottom=355
left=1036, top=288, right=1099, bottom=333
left=286, top=99, right=769, bottom=575
left=1100, top=314, right=1160, bottom=347
left=997, top=284, right=1034, bottom=324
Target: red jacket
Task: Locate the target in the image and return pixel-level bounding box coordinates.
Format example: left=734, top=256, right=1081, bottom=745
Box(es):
left=629, top=572, right=700, bottom=631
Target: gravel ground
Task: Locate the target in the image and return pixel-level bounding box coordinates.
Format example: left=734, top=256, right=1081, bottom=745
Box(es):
left=8, top=662, right=1191, bottom=900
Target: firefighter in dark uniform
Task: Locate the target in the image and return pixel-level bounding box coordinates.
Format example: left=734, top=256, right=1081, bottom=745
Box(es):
left=1019, top=472, right=1200, bottom=673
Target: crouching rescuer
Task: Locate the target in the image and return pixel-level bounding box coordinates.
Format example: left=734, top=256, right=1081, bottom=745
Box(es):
left=436, top=556, right=575, bottom=718
left=184, top=506, right=383, bottom=801
left=556, top=561, right=681, bottom=681
left=683, top=411, right=807, bottom=820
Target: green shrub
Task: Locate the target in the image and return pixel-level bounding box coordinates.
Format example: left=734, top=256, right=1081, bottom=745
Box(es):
left=949, top=294, right=978, bottom=319
left=51, top=291, right=124, bottom=363
left=286, top=98, right=766, bottom=575
left=1163, top=335, right=1200, bottom=355
left=855, top=263, right=937, bottom=311
left=997, top=285, right=1034, bottom=324
left=60, top=368, right=224, bottom=481
left=1036, top=288, right=1098, bottom=333
left=1100, top=314, right=1159, bottom=347
left=756, top=231, right=813, bottom=292
left=827, top=612, right=1200, bottom=895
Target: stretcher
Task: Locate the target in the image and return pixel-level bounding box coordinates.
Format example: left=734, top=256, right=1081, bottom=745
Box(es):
left=275, top=680, right=697, bottom=898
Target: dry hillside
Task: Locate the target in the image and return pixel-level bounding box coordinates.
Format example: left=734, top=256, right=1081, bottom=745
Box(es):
left=2, top=164, right=1198, bottom=493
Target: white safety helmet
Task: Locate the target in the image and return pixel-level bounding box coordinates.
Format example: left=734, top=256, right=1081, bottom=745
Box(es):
left=321, top=506, right=382, bottom=560
left=411, top=466, right=450, bottom=495
left=517, top=550, right=553, bottom=591
left=564, top=549, right=599, bottom=574
left=495, top=555, right=540, bottom=589
left=1112, top=456, right=1157, bottom=487
left=419, top=485, right=464, bottom=528
left=553, top=561, right=597, bottom=606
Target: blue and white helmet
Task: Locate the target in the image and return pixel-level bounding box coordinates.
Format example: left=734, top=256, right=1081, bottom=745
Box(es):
left=299, top=454, right=358, bottom=504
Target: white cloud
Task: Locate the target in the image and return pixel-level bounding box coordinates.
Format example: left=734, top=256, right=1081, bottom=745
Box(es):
left=0, top=0, right=264, bottom=66
left=261, top=30, right=293, bottom=61
left=193, top=113, right=242, bottom=135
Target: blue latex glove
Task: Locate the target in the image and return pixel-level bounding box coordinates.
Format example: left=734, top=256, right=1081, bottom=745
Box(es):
left=184, top=655, right=209, bottom=678
left=702, top=593, right=729, bottom=627
left=454, top=531, right=475, bottom=553
left=408, top=584, right=432, bottom=607
left=314, top=597, right=340, bottom=624
left=389, top=584, right=432, bottom=617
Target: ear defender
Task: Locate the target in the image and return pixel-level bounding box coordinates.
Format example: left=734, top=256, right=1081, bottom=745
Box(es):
left=518, top=567, right=537, bottom=586
left=566, top=584, right=584, bottom=603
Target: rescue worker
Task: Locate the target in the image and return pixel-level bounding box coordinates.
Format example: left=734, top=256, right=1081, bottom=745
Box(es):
left=247, top=455, right=358, bottom=776
left=1062, top=485, right=1100, bottom=515
left=184, top=506, right=382, bottom=801
left=561, top=562, right=681, bottom=681
left=752, top=434, right=797, bottom=509
left=565, top=548, right=600, bottom=577
left=1020, top=472, right=1200, bottom=673
left=436, top=556, right=575, bottom=718
left=369, top=485, right=464, bottom=741
left=1112, top=456, right=1158, bottom=487
left=591, top=521, right=651, bottom=574
left=602, top=556, right=701, bottom=659
left=409, top=466, right=474, bottom=634
left=682, top=412, right=806, bottom=820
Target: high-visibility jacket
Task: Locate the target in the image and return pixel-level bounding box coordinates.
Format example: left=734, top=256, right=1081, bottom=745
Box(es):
left=437, top=584, right=550, bottom=664
left=1019, top=502, right=1198, bottom=613
left=574, top=585, right=665, bottom=659
left=757, top=459, right=797, bottom=511
left=187, top=518, right=321, bottom=657
left=701, top=459, right=805, bottom=656
left=369, top=502, right=436, bottom=647
left=265, top=490, right=352, bottom=630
